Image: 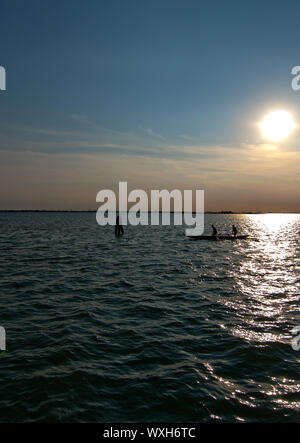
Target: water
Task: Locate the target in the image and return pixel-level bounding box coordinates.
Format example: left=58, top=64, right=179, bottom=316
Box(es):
left=0, top=212, right=299, bottom=423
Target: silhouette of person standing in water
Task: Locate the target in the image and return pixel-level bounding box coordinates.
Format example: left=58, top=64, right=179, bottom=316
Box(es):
left=232, top=224, right=237, bottom=237
left=115, top=215, right=124, bottom=237
left=211, top=224, right=218, bottom=236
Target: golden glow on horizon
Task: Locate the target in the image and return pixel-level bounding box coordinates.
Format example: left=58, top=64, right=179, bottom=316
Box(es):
left=261, top=144, right=278, bottom=151
left=260, top=111, right=294, bottom=142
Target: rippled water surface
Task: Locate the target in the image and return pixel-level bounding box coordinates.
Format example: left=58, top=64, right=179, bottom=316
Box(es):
left=0, top=212, right=300, bottom=422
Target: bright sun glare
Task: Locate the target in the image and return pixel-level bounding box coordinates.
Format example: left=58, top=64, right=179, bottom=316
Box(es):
left=260, top=110, right=294, bottom=142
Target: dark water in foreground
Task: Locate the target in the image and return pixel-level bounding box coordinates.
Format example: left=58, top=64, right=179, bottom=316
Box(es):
left=0, top=212, right=300, bottom=423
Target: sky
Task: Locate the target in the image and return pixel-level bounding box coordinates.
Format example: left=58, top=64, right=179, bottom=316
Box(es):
left=0, top=0, right=300, bottom=211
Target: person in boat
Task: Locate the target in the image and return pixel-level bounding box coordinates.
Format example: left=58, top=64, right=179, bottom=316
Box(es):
left=211, top=224, right=218, bottom=236
left=232, top=224, right=238, bottom=237
left=115, top=215, right=124, bottom=237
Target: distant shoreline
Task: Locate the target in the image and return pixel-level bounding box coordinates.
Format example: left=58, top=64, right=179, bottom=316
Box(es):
left=0, top=210, right=299, bottom=214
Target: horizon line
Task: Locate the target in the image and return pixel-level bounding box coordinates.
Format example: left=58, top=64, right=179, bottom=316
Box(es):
left=0, top=210, right=299, bottom=214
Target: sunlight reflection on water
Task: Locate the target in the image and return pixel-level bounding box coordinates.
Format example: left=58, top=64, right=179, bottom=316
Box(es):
left=227, top=214, right=299, bottom=345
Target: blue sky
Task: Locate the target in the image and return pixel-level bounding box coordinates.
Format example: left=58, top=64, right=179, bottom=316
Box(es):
left=0, top=0, right=300, bottom=210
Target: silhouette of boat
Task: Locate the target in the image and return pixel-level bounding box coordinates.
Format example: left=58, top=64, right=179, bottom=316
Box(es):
left=187, top=235, right=249, bottom=240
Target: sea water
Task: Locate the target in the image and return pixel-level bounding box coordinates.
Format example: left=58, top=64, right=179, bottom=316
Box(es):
left=0, top=212, right=299, bottom=422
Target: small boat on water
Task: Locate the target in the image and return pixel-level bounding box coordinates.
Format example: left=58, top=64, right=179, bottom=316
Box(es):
left=187, top=235, right=249, bottom=240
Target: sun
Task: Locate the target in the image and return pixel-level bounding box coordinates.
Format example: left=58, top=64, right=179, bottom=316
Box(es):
left=259, top=110, right=294, bottom=142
